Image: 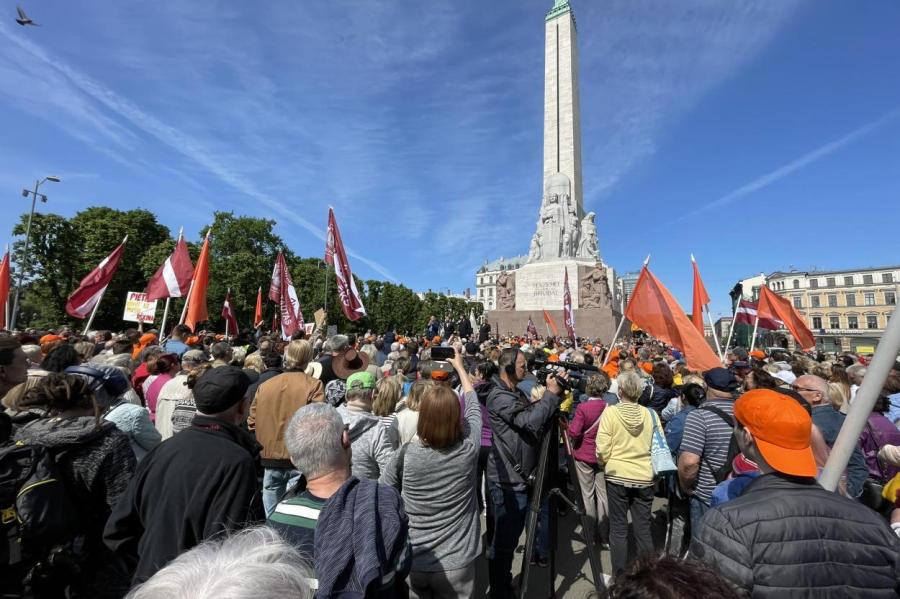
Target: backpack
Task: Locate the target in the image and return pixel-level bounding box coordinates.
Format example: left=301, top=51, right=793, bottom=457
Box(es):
left=699, top=404, right=741, bottom=484
left=0, top=439, right=81, bottom=580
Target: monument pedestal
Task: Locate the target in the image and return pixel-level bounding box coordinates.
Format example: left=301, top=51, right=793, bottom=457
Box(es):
left=488, top=259, right=620, bottom=340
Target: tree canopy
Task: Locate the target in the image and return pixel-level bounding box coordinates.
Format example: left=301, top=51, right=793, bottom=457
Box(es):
left=10, top=208, right=482, bottom=335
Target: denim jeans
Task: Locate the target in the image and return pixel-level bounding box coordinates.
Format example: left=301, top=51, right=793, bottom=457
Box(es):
left=488, top=482, right=529, bottom=599
left=263, top=467, right=301, bottom=516
left=689, top=496, right=710, bottom=540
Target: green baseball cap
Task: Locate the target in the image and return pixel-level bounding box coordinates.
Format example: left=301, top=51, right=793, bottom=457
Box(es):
left=346, top=371, right=376, bottom=390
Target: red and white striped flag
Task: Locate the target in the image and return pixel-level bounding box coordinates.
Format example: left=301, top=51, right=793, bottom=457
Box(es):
left=269, top=251, right=303, bottom=339
left=145, top=233, right=193, bottom=300
left=65, top=237, right=127, bottom=319
left=221, top=288, right=239, bottom=336
left=563, top=267, right=576, bottom=343
left=325, top=208, right=366, bottom=322
left=734, top=299, right=781, bottom=330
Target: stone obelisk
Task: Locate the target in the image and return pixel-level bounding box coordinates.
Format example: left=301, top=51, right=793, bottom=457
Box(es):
left=543, top=0, right=583, bottom=219
left=486, top=0, right=617, bottom=340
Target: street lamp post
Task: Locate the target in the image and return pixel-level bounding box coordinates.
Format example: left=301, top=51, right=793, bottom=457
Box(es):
left=9, top=176, right=61, bottom=331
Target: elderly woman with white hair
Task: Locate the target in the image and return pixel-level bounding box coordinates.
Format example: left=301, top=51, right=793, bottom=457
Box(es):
left=596, top=370, right=664, bottom=574
left=126, top=527, right=313, bottom=599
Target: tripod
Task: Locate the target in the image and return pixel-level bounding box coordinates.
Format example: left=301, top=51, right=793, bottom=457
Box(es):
left=519, top=417, right=607, bottom=598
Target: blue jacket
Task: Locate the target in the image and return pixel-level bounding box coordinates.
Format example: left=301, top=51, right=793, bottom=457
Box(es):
left=314, top=476, right=410, bottom=598
left=811, top=405, right=867, bottom=498
left=664, top=405, right=695, bottom=454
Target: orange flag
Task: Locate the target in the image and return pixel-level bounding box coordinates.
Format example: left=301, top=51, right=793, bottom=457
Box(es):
left=0, top=249, right=10, bottom=329
left=625, top=266, right=721, bottom=371
left=691, top=255, right=711, bottom=333
left=253, top=286, right=263, bottom=328
left=757, top=285, right=816, bottom=350
left=185, top=232, right=211, bottom=332
left=542, top=309, right=559, bottom=336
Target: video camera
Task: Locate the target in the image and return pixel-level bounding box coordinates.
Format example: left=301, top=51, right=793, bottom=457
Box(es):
left=533, top=355, right=599, bottom=395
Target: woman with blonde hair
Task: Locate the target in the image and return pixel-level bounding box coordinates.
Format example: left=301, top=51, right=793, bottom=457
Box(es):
left=597, top=370, right=664, bottom=574
left=373, top=375, right=402, bottom=430
left=396, top=379, right=432, bottom=444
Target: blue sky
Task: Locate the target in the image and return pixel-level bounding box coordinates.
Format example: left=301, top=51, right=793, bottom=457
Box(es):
left=1, top=0, right=898, bottom=321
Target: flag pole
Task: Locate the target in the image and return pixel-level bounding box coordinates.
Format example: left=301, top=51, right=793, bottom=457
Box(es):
left=81, top=288, right=106, bottom=336
left=748, top=312, right=761, bottom=353
left=705, top=306, right=724, bottom=362
left=178, top=280, right=195, bottom=325
left=160, top=298, right=171, bottom=338
left=603, top=255, right=648, bottom=366
left=820, top=304, right=900, bottom=491
left=224, top=288, right=230, bottom=339
left=723, top=311, right=737, bottom=354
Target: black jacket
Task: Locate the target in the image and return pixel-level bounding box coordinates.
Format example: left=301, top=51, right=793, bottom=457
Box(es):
left=103, top=415, right=264, bottom=585
left=486, top=376, right=560, bottom=488
left=691, top=473, right=900, bottom=598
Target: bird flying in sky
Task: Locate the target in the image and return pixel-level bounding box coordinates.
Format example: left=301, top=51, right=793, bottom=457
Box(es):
left=16, top=5, right=40, bottom=26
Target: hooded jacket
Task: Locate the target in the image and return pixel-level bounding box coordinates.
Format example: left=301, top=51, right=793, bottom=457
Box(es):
left=338, top=404, right=397, bottom=480
left=596, top=402, right=661, bottom=487
left=103, top=415, right=264, bottom=584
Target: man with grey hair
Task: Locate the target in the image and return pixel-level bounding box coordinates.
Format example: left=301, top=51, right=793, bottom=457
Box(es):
left=846, top=363, right=867, bottom=402
left=127, top=527, right=313, bottom=599
left=337, top=371, right=397, bottom=479
left=210, top=342, right=234, bottom=368
left=155, top=349, right=207, bottom=439
left=268, top=403, right=410, bottom=595
left=792, top=374, right=867, bottom=497
left=317, top=334, right=349, bottom=385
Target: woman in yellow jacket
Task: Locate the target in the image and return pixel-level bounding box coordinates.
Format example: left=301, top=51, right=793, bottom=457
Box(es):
left=596, top=370, right=664, bottom=574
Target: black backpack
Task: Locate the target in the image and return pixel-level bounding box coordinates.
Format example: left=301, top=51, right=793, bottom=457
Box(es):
left=0, top=439, right=82, bottom=583
left=699, top=404, right=742, bottom=484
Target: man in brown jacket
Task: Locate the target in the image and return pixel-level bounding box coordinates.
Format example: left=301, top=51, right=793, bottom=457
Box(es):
left=248, top=339, right=324, bottom=514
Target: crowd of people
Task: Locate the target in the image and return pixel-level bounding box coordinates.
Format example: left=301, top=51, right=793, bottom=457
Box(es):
left=1, top=322, right=900, bottom=598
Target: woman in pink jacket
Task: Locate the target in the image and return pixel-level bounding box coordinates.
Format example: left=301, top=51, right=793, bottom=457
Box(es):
left=567, top=371, right=611, bottom=550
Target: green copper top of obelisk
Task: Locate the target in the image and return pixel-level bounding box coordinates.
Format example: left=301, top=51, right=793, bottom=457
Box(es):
left=546, top=0, right=571, bottom=21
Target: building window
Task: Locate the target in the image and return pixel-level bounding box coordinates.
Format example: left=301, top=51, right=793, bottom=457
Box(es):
left=479, top=289, right=483, bottom=298
left=811, top=295, right=821, bottom=308
left=864, top=292, right=875, bottom=306
left=848, top=316, right=858, bottom=329
left=809, top=279, right=819, bottom=289
left=827, top=294, right=838, bottom=307
left=884, top=273, right=894, bottom=284
left=844, top=276, right=853, bottom=286
left=863, top=274, right=874, bottom=285
left=488, top=288, right=493, bottom=297
left=812, top=316, right=822, bottom=329
left=793, top=296, right=802, bottom=309
left=793, top=279, right=799, bottom=289
left=830, top=316, right=840, bottom=329
left=845, top=293, right=856, bottom=307
left=887, top=291, right=897, bottom=305
left=826, top=277, right=835, bottom=287
left=867, top=315, right=878, bottom=329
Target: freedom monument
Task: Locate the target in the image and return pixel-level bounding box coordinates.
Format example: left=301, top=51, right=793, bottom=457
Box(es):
left=486, top=0, right=620, bottom=339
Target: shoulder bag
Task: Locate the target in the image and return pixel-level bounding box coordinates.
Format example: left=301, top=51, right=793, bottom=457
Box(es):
left=648, top=407, right=677, bottom=476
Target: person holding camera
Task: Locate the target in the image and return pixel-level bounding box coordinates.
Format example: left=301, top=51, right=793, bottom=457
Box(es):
left=486, top=347, right=565, bottom=599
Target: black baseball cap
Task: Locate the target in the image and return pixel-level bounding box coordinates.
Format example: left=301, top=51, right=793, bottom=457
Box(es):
left=193, top=366, right=251, bottom=414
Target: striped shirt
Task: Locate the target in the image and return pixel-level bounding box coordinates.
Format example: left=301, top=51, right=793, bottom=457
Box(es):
left=268, top=491, right=326, bottom=588
left=680, top=399, right=736, bottom=504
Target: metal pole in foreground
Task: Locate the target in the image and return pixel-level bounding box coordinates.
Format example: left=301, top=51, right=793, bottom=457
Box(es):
left=820, top=305, right=900, bottom=491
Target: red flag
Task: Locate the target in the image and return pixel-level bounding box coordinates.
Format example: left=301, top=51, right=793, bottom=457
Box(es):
left=184, top=232, right=211, bottom=332
left=65, top=237, right=127, bottom=319
left=145, top=234, right=193, bottom=300
left=221, top=288, right=239, bottom=335
left=563, top=267, right=576, bottom=342
left=734, top=300, right=781, bottom=330
left=757, top=285, right=816, bottom=350
left=325, top=208, right=366, bottom=321
left=254, top=286, right=263, bottom=328
left=691, top=255, right=711, bottom=333
left=269, top=251, right=303, bottom=339
left=526, top=316, right=538, bottom=338
left=0, top=249, right=10, bottom=329
left=542, top=309, right=559, bottom=336
left=625, top=266, right=721, bottom=371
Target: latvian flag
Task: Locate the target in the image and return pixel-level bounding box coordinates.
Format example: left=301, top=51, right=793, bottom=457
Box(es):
left=734, top=300, right=782, bottom=330
left=145, top=235, right=194, bottom=300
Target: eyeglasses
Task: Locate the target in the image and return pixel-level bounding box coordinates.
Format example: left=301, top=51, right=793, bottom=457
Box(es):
left=791, top=384, right=821, bottom=395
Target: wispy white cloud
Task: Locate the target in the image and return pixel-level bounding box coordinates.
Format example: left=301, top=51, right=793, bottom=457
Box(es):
left=679, top=106, right=900, bottom=220
left=0, top=18, right=401, bottom=281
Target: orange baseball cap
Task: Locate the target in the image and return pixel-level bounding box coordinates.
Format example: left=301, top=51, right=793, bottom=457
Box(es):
left=734, top=389, right=816, bottom=477
left=750, top=350, right=767, bottom=360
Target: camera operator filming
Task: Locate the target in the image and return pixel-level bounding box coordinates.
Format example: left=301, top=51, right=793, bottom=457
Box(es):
left=485, top=347, right=566, bottom=599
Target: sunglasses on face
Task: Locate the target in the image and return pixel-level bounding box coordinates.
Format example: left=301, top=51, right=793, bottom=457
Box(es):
left=791, top=384, right=821, bottom=394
